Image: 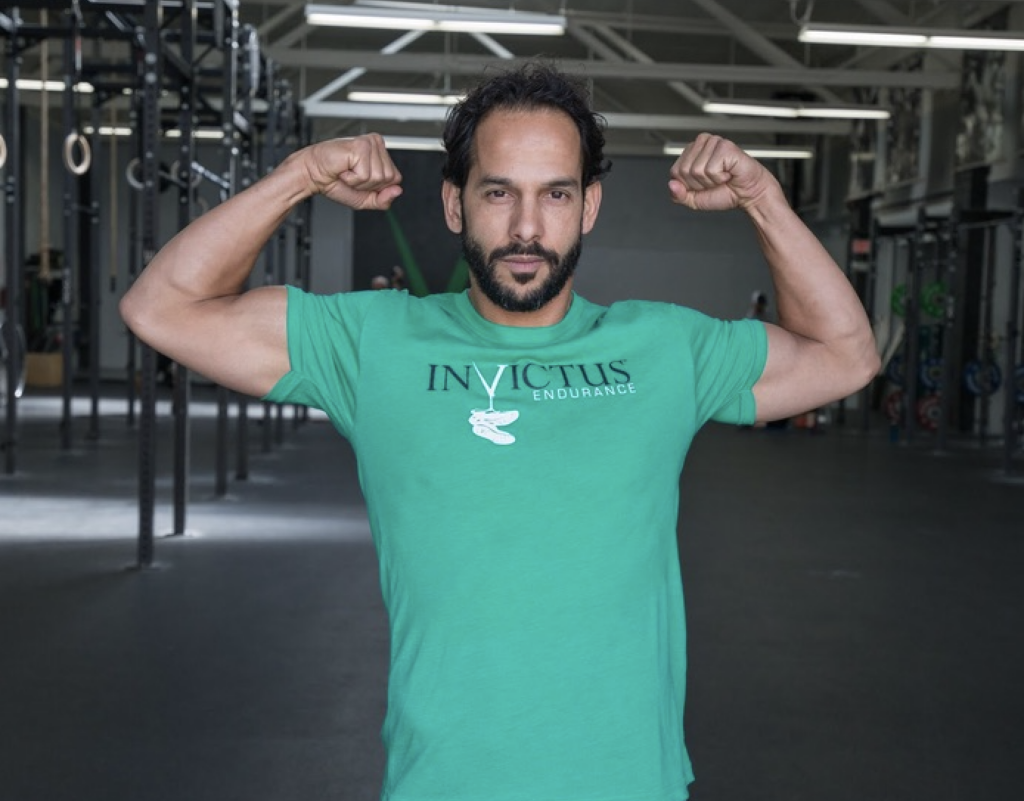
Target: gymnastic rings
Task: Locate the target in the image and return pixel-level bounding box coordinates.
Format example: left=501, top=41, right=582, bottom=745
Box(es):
left=169, top=159, right=203, bottom=190
left=0, top=133, right=7, bottom=170
left=63, top=131, right=91, bottom=176
left=127, top=157, right=203, bottom=191
left=125, top=156, right=144, bottom=190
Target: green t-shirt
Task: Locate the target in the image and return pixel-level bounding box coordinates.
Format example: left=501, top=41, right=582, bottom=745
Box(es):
left=266, top=287, right=767, bottom=801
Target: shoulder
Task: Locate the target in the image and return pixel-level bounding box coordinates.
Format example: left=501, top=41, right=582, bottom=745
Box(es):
left=287, top=286, right=447, bottom=317
left=594, top=298, right=764, bottom=354
left=597, top=297, right=712, bottom=329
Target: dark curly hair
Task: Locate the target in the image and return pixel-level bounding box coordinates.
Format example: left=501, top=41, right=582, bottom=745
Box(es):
left=442, top=61, right=611, bottom=190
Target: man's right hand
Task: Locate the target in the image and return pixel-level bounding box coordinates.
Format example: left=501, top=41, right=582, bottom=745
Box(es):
left=302, top=134, right=404, bottom=211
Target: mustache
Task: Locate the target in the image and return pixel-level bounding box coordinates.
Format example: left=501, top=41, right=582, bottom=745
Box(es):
left=488, top=242, right=560, bottom=265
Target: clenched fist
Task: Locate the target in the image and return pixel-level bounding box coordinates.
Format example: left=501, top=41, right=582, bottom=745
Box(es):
left=302, top=134, right=404, bottom=211
left=667, top=133, right=780, bottom=213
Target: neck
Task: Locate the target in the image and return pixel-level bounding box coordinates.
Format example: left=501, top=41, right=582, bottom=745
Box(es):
left=467, top=282, right=574, bottom=328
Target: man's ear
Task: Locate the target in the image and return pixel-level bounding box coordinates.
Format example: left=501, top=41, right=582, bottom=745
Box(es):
left=442, top=181, right=463, bottom=234
left=581, top=181, right=602, bottom=235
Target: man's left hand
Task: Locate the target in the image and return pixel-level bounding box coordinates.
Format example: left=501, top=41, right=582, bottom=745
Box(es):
left=667, top=133, right=779, bottom=213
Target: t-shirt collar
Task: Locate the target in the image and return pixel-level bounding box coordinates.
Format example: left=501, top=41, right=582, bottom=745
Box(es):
left=453, top=290, right=592, bottom=346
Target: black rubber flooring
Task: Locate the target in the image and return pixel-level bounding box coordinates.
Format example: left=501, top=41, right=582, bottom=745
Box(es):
left=1, top=388, right=1022, bottom=801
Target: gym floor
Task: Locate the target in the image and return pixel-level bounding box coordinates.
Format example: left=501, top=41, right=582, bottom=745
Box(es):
left=1, top=388, right=1022, bottom=801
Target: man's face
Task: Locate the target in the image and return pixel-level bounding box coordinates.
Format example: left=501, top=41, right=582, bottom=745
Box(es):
left=459, top=217, right=582, bottom=314
left=442, top=107, right=602, bottom=324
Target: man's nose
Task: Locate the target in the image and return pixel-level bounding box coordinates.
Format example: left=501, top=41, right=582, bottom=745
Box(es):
left=509, top=197, right=542, bottom=243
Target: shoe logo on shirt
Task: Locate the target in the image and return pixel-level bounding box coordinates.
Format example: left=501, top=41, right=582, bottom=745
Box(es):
left=469, top=363, right=519, bottom=446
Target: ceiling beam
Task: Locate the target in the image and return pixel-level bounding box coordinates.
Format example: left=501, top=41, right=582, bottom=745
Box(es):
left=686, top=0, right=844, bottom=104
left=587, top=24, right=707, bottom=111
left=266, top=48, right=960, bottom=90
left=255, top=3, right=302, bottom=40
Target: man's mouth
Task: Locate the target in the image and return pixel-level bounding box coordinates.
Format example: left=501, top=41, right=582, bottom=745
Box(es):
left=501, top=257, right=545, bottom=284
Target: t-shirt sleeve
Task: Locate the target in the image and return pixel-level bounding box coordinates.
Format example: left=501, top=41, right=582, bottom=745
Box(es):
left=680, top=308, right=768, bottom=427
left=262, top=285, right=378, bottom=437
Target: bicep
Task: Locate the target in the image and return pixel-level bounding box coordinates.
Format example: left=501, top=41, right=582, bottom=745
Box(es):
left=125, top=285, right=290, bottom=399
left=752, top=323, right=865, bottom=422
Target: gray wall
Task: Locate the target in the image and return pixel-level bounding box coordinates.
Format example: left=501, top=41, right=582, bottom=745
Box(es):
left=577, top=154, right=774, bottom=320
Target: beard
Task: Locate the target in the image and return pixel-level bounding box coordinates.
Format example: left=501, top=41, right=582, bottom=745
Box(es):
left=461, top=228, right=583, bottom=314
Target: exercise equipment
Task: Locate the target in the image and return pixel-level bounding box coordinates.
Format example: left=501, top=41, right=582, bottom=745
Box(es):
left=916, top=394, right=942, bottom=431
left=39, top=13, right=51, bottom=283
left=62, top=130, right=91, bottom=176
left=0, top=318, right=26, bottom=405
left=0, top=0, right=300, bottom=542
left=3, top=24, right=23, bottom=475
left=889, top=280, right=948, bottom=320
left=885, top=353, right=905, bottom=387
left=918, top=356, right=944, bottom=391
left=107, top=108, right=119, bottom=292
left=890, top=283, right=907, bottom=317
left=920, top=280, right=947, bottom=319
left=62, top=0, right=89, bottom=181
left=963, top=359, right=1002, bottom=397
left=242, top=24, right=261, bottom=99
left=884, top=389, right=904, bottom=425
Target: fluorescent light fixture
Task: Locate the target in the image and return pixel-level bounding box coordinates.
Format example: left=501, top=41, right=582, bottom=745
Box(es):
left=702, top=98, right=889, bottom=121
left=741, top=146, right=814, bottom=159
left=83, top=126, right=225, bottom=140
left=928, top=33, right=1024, bottom=50
left=703, top=100, right=799, bottom=119
left=166, top=128, right=226, bottom=140
left=383, top=135, right=445, bottom=151
left=305, top=3, right=565, bottom=35
left=83, top=125, right=134, bottom=137
left=799, top=23, right=1024, bottom=51
left=663, top=143, right=814, bottom=160
left=348, top=90, right=463, bottom=105
left=0, top=78, right=94, bottom=93
left=798, top=106, right=890, bottom=120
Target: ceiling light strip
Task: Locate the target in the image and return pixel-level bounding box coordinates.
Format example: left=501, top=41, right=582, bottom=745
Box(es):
left=305, top=3, right=565, bottom=35
left=348, top=90, right=464, bottom=105
left=799, top=23, right=1024, bottom=51
left=703, top=99, right=889, bottom=120
left=663, top=143, right=815, bottom=160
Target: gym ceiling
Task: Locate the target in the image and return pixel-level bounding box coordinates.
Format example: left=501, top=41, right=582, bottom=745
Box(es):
left=234, top=0, right=1023, bottom=154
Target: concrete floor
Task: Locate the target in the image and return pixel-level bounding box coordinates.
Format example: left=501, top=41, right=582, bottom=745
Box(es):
left=1, top=387, right=1022, bottom=801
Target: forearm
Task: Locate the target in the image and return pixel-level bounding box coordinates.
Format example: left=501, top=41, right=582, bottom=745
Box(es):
left=748, top=186, right=870, bottom=349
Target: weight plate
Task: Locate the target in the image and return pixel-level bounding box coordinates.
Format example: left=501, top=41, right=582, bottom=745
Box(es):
left=920, top=280, right=947, bottom=319
left=885, top=353, right=905, bottom=387
left=919, top=357, right=944, bottom=391
left=890, top=284, right=907, bottom=318
left=963, top=360, right=1002, bottom=397
left=916, top=394, right=941, bottom=431
left=884, top=389, right=904, bottom=424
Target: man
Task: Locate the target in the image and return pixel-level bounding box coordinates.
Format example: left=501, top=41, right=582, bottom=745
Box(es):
left=121, top=63, right=878, bottom=801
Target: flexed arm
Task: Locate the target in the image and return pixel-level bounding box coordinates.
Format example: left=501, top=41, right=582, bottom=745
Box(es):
left=119, top=134, right=403, bottom=398
left=669, top=133, right=879, bottom=421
